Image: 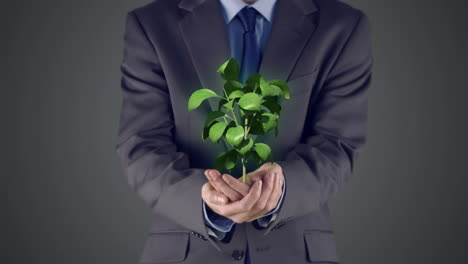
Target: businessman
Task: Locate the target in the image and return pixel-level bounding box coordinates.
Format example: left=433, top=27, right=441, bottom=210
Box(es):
left=116, top=0, right=373, bottom=263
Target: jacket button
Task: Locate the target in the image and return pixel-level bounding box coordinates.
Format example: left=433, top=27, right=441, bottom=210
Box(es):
left=231, top=250, right=244, bottom=260
left=191, top=231, right=207, bottom=240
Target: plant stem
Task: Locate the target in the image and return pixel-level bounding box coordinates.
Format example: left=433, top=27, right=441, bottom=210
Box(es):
left=222, top=88, right=255, bottom=184
left=241, top=116, right=252, bottom=184
left=222, top=90, right=239, bottom=126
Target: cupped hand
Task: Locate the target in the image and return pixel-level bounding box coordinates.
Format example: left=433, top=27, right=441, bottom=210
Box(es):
left=242, top=162, right=284, bottom=222
left=201, top=179, right=263, bottom=223
left=201, top=162, right=285, bottom=223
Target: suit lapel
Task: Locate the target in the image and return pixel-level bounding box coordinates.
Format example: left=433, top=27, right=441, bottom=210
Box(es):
left=178, top=0, right=230, bottom=113
left=259, top=0, right=318, bottom=82
left=254, top=0, right=319, bottom=148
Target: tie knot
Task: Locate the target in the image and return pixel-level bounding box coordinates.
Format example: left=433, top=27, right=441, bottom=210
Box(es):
left=237, top=6, right=258, bottom=33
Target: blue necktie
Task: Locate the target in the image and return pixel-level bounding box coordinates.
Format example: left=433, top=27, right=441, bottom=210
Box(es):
left=237, top=6, right=261, bottom=85
left=234, top=6, right=264, bottom=176
left=236, top=7, right=260, bottom=264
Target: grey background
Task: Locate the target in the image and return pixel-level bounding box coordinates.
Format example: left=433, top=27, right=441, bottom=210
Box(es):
left=4, top=0, right=468, bottom=263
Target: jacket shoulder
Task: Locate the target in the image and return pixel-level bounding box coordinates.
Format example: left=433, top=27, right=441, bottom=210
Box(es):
left=315, top=0, right=368, bottom=24
left=314, top=0, right=370, bottom=40
left=128, top=0, right=180, bottom=19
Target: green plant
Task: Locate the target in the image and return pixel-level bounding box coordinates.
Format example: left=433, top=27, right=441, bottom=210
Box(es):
left=187, top=57, right=290, bottom=184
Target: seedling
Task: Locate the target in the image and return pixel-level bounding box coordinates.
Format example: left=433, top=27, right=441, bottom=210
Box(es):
left=187, top=57, right=290, bottom=184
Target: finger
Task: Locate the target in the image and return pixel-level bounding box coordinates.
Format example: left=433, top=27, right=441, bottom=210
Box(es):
left=263, top=172, right=283, bottom=215
left=234, top=172, right=277, bottom=223
left=221, top=173, right=250, bottom=196
left=248, top=164, right=271, bottom=182
left=242, top=171, right=275, bottom=223
left=207, top=170, right=243, bottom=202
left=247, top=162, right=271, bottom=177
left=223, top=179, right=264, bottom=223
left=248, top=170, right=267, bottom=183
left=202, top=182, right=229, bottom=205
left=205, top=169, right=221, bottom=191
left=255, top=170, right=276, bottom=209
left=240, top=178, right=263, bottom=211
left=209, top=179, right=263, bottom=219
left=245, top=171, right=278, bottom=222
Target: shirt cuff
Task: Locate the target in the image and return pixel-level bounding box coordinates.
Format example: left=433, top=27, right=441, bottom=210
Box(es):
left=255, top=177, right=286, bottom=226
left=206, top=225, right=227, bottom=240
left=202, top=200, right=235, bottom=235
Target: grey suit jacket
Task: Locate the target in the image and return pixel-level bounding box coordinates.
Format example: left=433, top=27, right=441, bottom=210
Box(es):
left=115, top=0, right=373, bottom=263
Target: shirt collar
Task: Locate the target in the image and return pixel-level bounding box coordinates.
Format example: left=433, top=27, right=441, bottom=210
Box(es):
left=218, top=0, right=277, bottom=23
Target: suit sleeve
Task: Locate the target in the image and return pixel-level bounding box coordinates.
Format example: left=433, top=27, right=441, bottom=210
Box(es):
left=264, top=11, right=373, bottom=234
left=203, top=201, right=234, bottom=240
left=115, top=11, right=223, bottom=250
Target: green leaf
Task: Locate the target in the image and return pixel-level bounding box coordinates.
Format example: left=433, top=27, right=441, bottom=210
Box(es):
left=245, top=73, right=261, bottom=92
left=262, top=119, right=277, bottom=132
left=261, top=113, right=278, bottom=132
left=225, top=149, right=238, bottom=170
left=267, top=84, right=284, bottom=97
left=226, top=126, right=244, bottom=146
left=260, top=77, right=283, bottom=97
left=236, top=138, right=253, bottom=155
left=202, top=125, right=209, bottom=140
left=222, top=99, right=235, bottom=111
left=228, top=90, right=245, bottom=100
left=248, top=114, right=265, bottom=135
left=204, top=111, right=226, bottom=127
left=188, top=89, right=221, bottom=111
left=238, top=92, right=261, bottom=111
left=262, top=112, right=279, bottom=120
left=227, top=120, right=236, bottom=129
left=269, top=80, right=290, bottom=99
left=224, top=80, right=244, bottom=96
left=215, top=151, right=228, bottom=171
left=261, top=100, right=282, bottom=115
left=215, top=149, right=238, bottom=171
left=240, top=108, right=258, bottom=117
left=244, top=150, right=253, bottom=160
left=251, top=151, right=262, bottom=165
left=217, top=58, right=240, bottom=81
left=218, top=98, right=228, bottom=111
left=263, top=95, right=279, bottom=104
left=254, top=143, right=271, bottom=161
left=202, top=120, right=218, bottom=140
left=249, top=82, right=260, bottom=94
left=209, top=122, right=228, bottom=143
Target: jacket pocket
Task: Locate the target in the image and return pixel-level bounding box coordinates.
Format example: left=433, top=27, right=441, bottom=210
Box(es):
left=140, top=231, right=189, bottom=263
left=304, top=230, right=339, bottom=263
